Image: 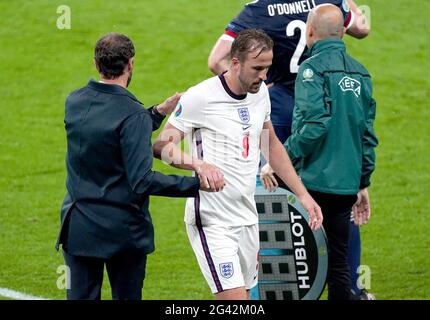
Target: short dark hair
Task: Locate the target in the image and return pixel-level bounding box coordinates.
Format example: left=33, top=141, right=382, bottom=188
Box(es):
left=94, top=33, right=135, bottom=79
left=230, top=29, right=274, bottom=62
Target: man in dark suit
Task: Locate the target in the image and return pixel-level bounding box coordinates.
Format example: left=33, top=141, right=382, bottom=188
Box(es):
left=55, top=33, right=224, bottom=300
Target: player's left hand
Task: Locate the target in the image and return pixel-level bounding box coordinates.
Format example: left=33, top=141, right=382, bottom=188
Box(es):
left=298, top=193, right=323, bottom=231
left=260, top=163, right=278, bottom=192
left=157, top=92, right=182, bottom=115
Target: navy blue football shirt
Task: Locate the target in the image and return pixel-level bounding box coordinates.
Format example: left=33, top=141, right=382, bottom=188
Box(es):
left=225, top=0, right=353, bottom=90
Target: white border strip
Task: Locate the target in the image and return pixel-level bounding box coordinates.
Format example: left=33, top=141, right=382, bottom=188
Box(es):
left=346, top=10, right=355, bottom=30
left=220, top=34, right=235, bottom=42
left=0, top=287, right=49, bottom=300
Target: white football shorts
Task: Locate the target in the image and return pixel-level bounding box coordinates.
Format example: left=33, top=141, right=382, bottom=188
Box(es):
left=186, top=223, right=259, bottom=294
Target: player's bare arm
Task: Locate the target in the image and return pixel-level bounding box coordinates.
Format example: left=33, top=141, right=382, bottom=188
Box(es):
left=153, top=123, right=225, bottom=192
left=208, top=36, right=233, bottom=75
left=261, top=121, right=323, bottom=231
left=346, top=0, right=370, bottom=38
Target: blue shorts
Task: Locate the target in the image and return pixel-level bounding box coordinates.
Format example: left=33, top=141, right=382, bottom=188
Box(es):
left=269, top=83, right=295, bottom=143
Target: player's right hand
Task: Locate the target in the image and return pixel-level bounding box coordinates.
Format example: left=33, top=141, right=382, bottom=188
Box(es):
left=298, top=193, right=323, bottom=231
left=260, top=163, right=278, bottom=192
left=196, top=162, right=225, bottom=192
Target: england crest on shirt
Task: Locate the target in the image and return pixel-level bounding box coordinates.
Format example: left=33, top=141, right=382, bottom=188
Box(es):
left=219, top=262, right=234, bottom=278
left=238, top=107, right=250, bottom=124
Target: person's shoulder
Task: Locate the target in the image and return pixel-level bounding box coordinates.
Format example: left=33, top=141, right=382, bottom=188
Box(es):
left=183, top=76, right=217, bottom=99
left=102, top=88, right=148, bottom=118
left=119, top=93, right=144, bottom=108
left=93, top=86, right=146, bottom=116
left=121, top=107, right=151, bottom=128
left=346, top=54, right=371, bottom=77
left=68, top=86, right=87, bottom=96
left=65, top=85, right=97, bottom=112
left=297, top=57, right=323, bottom=79
left=119, top=96, right=148, bottom=118
left=228, top=0, right=266, bottom=29
left=177, top=77, right=219, bottom=114
left=196, top=75, right=219, bottom=89
left=66, top=85, right=89, bottom=102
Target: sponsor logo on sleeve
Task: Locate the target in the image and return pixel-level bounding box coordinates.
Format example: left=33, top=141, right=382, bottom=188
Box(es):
left=174, top=103, right=183, bottom=117
left=302, top=68, right=314, bottom=82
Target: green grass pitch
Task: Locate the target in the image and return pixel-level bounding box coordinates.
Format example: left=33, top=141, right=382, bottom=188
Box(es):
left=0, top=0, right=429, bottom=300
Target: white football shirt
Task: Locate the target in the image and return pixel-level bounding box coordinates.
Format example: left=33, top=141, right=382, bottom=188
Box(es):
left=168, top=75, right=271, bottom=226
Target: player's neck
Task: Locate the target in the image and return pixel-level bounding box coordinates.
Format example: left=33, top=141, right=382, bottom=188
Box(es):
left=223, top=71, right=247, bottom=96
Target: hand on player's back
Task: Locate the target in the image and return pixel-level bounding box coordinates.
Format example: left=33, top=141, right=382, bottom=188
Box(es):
left=157, top=92, right=182, bottom=115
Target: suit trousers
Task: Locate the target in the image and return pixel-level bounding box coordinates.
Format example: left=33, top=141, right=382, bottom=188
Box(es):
left=309, top=190, right=358, bottom=300
left=63, top=249, right=147, bottom=300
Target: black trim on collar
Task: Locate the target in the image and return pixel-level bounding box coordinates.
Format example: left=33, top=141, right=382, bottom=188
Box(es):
left=218, top=74, right=247, bottom=100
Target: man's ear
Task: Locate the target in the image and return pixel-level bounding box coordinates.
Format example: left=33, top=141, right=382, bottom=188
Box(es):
left=128, top=57, right=134, bottom=71
left=341, top=26, right=347, bottom=39
left=305, top=24, right=313, bottom=48
left=307, top=24, right=314, bottom=38
left=231, top=57, right=240, bottom=70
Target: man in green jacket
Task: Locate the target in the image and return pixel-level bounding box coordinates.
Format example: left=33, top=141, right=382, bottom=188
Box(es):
left=261, top=4, right=378, bottom=300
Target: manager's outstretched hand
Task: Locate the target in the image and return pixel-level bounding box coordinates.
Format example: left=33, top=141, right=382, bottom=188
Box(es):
left=196, top=161, right=225, bottom=192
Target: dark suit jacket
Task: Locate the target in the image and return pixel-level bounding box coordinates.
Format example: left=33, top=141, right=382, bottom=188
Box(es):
left=55, top=80, right=199, bottom=258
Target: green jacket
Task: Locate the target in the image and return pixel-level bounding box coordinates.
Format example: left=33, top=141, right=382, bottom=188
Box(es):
left=285, top=39, right=378, bottom=195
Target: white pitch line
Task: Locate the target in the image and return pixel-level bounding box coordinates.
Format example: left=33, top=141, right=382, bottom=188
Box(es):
left=0, top=287, right=49, bottom=300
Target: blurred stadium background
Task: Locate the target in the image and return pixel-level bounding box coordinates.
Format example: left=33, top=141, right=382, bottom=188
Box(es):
left=0, top=0, right=428, bottom=300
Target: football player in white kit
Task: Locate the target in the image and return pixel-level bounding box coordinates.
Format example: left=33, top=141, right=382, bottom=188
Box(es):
left=153, top=29, right=322, bottom=300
